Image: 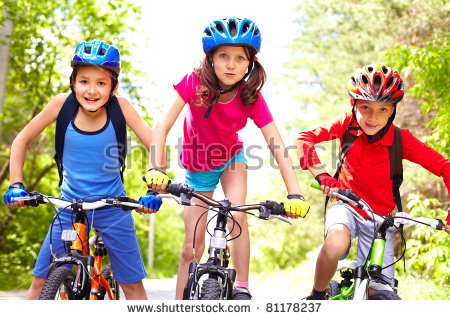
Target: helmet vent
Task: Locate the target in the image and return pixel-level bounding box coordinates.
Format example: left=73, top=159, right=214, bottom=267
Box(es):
left=84, top=46, right=92, bottom=54
left=205, top=29, right=212, bottom=37
left=382, top=66, right=389, bottom=74
left=361, top=75, right=369, bottom=86
left=242, top=21, right=251, bottom=34
left=215, top=22, right=225, bottom=35
left=99, top=48, right=106, bottom=56
left=254, top=27, right=260, bottom=36
left=385, top=76, right=394, bottom=90
left=229, top=20, right=237, bottom=36
left=350, top=76, right=357, bottom=86
left=367, top=66, right=373, bottom=73
left=373, top=75, right=382, bottom=93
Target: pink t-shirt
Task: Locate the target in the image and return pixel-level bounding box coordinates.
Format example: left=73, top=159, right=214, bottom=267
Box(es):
left=174, top=72, right=273, bottom=172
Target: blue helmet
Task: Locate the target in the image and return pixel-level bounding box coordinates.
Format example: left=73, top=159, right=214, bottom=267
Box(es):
left=71, top=40, right=120, bottom=75
left=202, top=17, right=261, bottom=54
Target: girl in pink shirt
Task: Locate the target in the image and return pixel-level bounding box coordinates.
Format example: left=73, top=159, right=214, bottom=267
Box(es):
left=145, top=16, right=310, bottom=300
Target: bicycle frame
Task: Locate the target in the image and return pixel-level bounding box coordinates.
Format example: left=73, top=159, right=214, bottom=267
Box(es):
left=310, top=180, right=447, bottom=300
left=49, top=205, right=117, bottom=300
left=13, top=193, right=141, bottom=300
left=159, top=183, right=290, bottom=300
left=184, top=203, right=237, bottom=300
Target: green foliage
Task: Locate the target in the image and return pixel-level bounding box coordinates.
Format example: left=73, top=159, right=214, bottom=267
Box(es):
left=397, top=195, right=450, bottom=286
left=384, top=34, right=450, bottom=156
left=248, top=164, right=324, bottom=273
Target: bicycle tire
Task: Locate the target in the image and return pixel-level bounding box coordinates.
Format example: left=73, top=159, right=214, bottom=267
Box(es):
left=39, top=267, right=76, bottom=300
left=327, top=280, right=341, bottom=298
left=369, top=290, right=401, bottom=300
left=98, top=264, right=120, bottom=300
left=200, top=278, right=221, bottom=300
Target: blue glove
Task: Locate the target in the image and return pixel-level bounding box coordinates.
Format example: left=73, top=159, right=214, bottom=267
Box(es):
left=138, top=191, right=162, bottom=211
left=4, top=183, right=28, bottom=204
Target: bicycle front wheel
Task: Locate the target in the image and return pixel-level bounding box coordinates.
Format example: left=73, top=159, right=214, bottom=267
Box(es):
left=200, top=278, right=221, bottom=300
left=39, top=267, right=75, bottom=300
left=327, top=280, right=341, bottom=298
left=98, top=264, right=120, bottom=300
left=369, top=290, right=401, bottom=300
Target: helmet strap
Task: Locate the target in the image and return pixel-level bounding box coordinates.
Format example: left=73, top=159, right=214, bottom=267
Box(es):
left=217, top=59, right=254, bottom=94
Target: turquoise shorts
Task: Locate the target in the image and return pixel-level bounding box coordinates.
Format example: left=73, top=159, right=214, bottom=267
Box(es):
left=185, top=147, right=247, bottom=191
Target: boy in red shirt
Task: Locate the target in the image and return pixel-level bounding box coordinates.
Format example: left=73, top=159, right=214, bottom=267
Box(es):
left=296, top=64, right=450, bottom=299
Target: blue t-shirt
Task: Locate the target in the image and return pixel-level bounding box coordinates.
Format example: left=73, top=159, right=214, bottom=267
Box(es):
left=60, top=113, right=125, bottom=201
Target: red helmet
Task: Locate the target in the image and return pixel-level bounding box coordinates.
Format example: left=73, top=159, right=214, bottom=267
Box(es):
left=348, top=64, right=404, bottom=105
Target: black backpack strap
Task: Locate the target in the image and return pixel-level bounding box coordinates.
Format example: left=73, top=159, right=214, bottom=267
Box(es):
left=54, top=93, right=78, bottom=187
left=389, top=126, right=403, bottom=212
left=106, top=96, right=127, bottom=182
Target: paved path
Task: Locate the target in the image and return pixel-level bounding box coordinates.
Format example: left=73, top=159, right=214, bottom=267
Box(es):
left=0, top=277, right=306, bottom=300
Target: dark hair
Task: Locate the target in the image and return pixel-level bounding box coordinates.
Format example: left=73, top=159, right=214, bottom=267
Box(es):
left=194, top=46, right=266, bottom=108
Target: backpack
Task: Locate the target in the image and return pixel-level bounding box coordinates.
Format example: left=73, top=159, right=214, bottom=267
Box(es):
left=54, top=93, right=127, bottom=187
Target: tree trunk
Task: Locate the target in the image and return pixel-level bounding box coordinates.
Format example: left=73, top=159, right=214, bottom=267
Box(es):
left=0, top=5, right=14, bottom=134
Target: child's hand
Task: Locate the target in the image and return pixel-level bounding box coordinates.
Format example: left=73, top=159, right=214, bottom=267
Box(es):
left=282, top=195, right=310, bottom=219
left=315, top=173, right=338, bottom=200
left=3, top=183, right=29, bottom=209
left=137, top=191, right=162, bottom=214
left=143, top=168, right=169, bottom=193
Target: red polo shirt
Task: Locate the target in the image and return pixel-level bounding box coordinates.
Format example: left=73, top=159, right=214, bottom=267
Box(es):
left=297, top=112, right=450, bottom=218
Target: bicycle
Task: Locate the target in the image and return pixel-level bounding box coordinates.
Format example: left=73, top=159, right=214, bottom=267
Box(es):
left=310, top=180, right=448, bottom=300
left=156, top=182, right=291, bottom=300
left=12, top=192, right=142, bottom=300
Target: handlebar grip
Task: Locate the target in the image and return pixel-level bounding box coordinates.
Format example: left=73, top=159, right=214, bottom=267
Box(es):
left=259, top=201, right=286, bottom=219
left=165, top=182, right=193, bottom=197
left=310, top=180, right=321, bottom=190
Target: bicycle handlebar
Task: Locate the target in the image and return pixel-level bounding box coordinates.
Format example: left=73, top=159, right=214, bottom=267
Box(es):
left=310, top=180, right=447, bottom=231
left=159, top=183, right=292, bottom=225
left=11, top=192, right=141, bottom=211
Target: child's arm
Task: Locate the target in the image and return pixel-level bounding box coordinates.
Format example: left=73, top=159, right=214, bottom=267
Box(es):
left=117, top=96, right=152, bottom=150
left=260, top=121, right=310, bottom=218
left=295, top=115, right=348, bottom=197
left=145, top=94, right=186, bottom=193
left=6, top=94, right=66, bottom=207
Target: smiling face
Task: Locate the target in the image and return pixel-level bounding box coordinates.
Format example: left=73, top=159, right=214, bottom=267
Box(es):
left=211, top=45, right=250, bottom=90
left=72, top=65, right=116, bottom=112
left=355, top=100, right=395, bottom=136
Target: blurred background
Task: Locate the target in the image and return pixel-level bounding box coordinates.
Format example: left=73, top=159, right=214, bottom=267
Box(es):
left=0, top=0, right=448, bottom=299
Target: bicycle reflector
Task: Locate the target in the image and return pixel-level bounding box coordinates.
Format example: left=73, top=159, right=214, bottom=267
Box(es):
left=61, top=229, right=78, bottom=242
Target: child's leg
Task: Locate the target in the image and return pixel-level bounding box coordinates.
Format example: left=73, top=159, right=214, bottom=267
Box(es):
left=25, top=276, right=46, bottom=300
left=220, top=162, right=249, bottom=283
left=175, top=190, right=214, bottom=300
left=313, top=224, right=351, bottom=292
left=309, top=203, right=356, bottom=298
left=119, top=281, right=147, bottom=300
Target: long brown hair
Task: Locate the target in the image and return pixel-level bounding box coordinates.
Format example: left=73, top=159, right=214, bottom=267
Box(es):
left=194, top=46, right=266, bottom=108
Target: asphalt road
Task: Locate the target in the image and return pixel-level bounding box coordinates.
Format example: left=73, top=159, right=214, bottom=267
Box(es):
left=0, top=277, right=304, bottom=300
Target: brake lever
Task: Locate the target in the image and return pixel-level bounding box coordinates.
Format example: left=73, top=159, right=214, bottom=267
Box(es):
left=157, top=194, right=197, bottom=206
